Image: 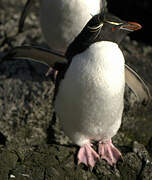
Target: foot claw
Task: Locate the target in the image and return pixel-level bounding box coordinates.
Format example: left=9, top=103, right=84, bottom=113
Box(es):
left=77, top=143, right=99, bottom=168
left=98, top=139, right=122, bottom=166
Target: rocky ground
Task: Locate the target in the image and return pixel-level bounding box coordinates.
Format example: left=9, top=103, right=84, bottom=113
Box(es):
left=0, top=0, right=152, bottom=179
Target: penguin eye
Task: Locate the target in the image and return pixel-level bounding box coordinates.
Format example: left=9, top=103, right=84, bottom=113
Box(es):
left=112, top=27, right=116, bottom=31
left=105, top=21, right=123, bottom=31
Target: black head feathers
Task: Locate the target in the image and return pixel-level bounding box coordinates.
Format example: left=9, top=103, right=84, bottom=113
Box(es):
left=66, top=12, right=141, bottom=61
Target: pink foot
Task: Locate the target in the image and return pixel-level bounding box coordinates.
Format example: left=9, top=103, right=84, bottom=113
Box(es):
left=77, top=143, right=100, bottom=168
left=98, top=139, right=122, bottom=166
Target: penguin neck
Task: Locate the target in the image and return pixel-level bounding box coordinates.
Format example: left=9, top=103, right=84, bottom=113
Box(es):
left=88, top=41, right=120, bottom=61
left=93, top=40, right=119, bottom=47
left=66, top=38, right=120, bottom=63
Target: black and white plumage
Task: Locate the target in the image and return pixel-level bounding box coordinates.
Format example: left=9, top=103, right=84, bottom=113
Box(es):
left=55, top=40, right=125, bottom=143
left=18, top=0, right=103, bottom=52
left=18, top=0, right=104, bottom=77
left=17, top=0, right=150, bottom=103
left=5, top=7, right=151, bottom=168
left=40, top=0, right=103, bottom=52
left=54, top=13, right=142, bottom=167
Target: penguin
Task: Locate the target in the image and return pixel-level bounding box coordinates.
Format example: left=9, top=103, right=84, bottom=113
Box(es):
left=18, top=0, right=103, bottom=52
left=53, top=12, right=143, bottom=168
left=16, top=0, right=151, bottom=103
left=18, top=0, right=104, bottom=77
left=39, top=0, right=103, bottom=52
left=3, top=10, right=151, bottom=168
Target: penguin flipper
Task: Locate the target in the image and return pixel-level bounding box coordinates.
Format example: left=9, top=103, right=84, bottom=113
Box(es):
left=125, top=64, right=151, bottom=104
left=2, top=45, right=68, bottom=71
left=18, top=0, right=33, bottom=33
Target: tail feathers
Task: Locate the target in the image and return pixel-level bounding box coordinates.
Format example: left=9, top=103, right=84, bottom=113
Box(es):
left=125, top=64, right=151, bottom=104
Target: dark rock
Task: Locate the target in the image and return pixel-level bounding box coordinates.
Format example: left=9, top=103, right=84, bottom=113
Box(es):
left=0, top=147, right=18, bottom=179
left=117, top=152, right=142, bottom=179
left=0, top=58, right=55, bottom=148
left=139, top=162, right=152, bottom=180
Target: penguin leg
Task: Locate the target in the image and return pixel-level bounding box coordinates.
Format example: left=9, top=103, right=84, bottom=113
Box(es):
left=77, top=142, right=100, bottom=168
left=98, top=139, right=122, bottom=166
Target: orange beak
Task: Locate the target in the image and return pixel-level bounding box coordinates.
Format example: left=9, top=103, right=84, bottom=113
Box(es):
left=120, top=22, right=142, bottom=31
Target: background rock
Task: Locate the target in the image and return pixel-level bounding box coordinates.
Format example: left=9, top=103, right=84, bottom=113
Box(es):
left=0, top=0, right=152, bottom=179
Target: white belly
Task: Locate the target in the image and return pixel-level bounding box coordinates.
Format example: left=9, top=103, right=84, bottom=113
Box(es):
left=55, top=41, right=125, bottom=146
left=40, top=0, right=101, bottom=52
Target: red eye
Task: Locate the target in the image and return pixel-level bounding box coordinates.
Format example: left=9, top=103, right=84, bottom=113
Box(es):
left=112, top=27, right=116, bottom=31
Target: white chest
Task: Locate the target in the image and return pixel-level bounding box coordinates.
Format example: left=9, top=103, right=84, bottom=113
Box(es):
left=64, top=41, right=125, bottom=95
left=55, top=41, right=125, bottom=144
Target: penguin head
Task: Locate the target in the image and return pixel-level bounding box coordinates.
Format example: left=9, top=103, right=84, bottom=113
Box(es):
left=66, top=12, right=142, bottom=60
left=91, top=13, right=142, bottom=44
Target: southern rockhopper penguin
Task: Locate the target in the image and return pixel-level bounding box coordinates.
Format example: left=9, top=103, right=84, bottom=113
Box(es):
left=54, top=13, right=142, bottom=168
left=3, top=10, right=151, bottom=168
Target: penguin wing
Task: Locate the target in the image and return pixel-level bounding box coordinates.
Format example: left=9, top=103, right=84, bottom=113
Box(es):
left=3, top=46, right=68, bottom=71
left=3, top=46, right=151, bottom=103
left=18, top=0, right=33, bottom=33
left=125, top=64, right=151, bottom=104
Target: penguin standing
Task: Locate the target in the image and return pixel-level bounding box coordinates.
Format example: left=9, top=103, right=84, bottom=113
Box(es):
left=3, top=6, right=151, bottom=168
left=6, top=0, right=150, bottom=168
left=54, top=12, right=142, bottom=168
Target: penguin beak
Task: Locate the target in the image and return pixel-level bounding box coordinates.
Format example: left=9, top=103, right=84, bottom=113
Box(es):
left=120, top=22, right=142, bottom=31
